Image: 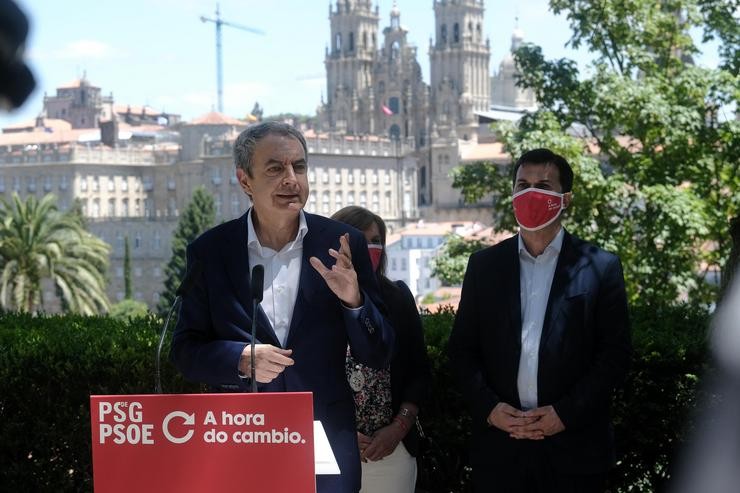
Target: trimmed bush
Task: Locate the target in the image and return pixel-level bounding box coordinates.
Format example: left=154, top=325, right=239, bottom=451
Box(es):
left=0, top=303, right=710, bottom=492
left=0, top=312, right=200, bottom=491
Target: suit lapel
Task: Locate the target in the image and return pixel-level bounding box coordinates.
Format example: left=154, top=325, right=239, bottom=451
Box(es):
left=507, top=236, right=523, bottom=350
left=224, top=211, right=280, bottom=347
left=539, top=231, right=583, bottom=351
left=285, top=213, right=326, bottom=348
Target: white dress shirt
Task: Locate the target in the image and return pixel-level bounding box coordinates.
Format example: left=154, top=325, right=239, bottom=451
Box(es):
left=516, top=228, right=564, bottom=410
left=247, top=209, right=308, bottom=347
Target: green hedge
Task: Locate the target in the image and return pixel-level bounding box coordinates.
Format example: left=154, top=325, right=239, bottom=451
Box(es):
left=0, top=304, right=710, bottom=492
left=0, top=313, right=200, bottom=491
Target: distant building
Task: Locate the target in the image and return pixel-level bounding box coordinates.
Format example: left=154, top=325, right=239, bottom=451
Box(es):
left=0, top=78, right=418, bottom=311
left=385, top=220, right=485, bottom=300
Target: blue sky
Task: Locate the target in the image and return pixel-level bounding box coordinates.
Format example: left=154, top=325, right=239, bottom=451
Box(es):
left=1, top=0, right=721, bottom=127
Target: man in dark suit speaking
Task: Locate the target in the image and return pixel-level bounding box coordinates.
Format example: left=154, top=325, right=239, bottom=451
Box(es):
left=448, top=148, right=631, bottom=492
left=170, top=122, right=394, bottom=493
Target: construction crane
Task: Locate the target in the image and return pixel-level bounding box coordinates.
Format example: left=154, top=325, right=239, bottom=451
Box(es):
left=200, top=4, right=264, bottom=113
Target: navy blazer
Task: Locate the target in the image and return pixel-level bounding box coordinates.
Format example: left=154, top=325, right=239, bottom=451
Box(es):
left=170, top=211, right=395, bottom=493
left=448, top=231, right=631, bottom=475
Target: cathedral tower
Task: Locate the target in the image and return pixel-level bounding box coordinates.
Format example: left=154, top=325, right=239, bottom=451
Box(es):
left=324, top=0, right=379, bottom=134
left=429, top=0, right=490, bottom=139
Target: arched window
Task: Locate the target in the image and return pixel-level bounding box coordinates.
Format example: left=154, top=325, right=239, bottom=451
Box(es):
left=453, top=23, right=460, bottom=43
left=441, top=24, right=447, bottom=44
left=335, top=33, right=342, bottom=52
left=389, top=124, right=401, bottom=141
left=391, top=41, right=400, bottom=60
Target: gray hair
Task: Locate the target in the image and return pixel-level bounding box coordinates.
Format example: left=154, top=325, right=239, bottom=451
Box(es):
left=233, top=121, right=308, bottom=176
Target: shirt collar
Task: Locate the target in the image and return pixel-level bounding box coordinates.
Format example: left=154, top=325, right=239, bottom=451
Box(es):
left=247, top=208, right=308, bottom=254
left=518, top=227, right=565, bottom=261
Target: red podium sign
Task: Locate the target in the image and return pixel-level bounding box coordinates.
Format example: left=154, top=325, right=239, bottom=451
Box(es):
left=90, top=392, right=315, bottom=493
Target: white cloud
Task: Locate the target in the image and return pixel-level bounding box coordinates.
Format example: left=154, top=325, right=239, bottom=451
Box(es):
left=55, top=40, right=115, bottom=60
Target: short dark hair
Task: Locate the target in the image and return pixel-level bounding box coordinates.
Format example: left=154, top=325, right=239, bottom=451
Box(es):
left=512, top=148, right=574, bottom=193
left=233, top=121, right=308, bottom=177
left=331, top=206, right=388, bottom=278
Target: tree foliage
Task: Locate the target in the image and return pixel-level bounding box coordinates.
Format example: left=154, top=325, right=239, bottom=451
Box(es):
left=0, top=193, right=110, bottom=314
left=430, top=234, right=489, bottom=286
left=157, top=187, right=215, bottom=314
left=123, top=236, right=132, bottom=300
left=453, top=0, right=739, bottom=305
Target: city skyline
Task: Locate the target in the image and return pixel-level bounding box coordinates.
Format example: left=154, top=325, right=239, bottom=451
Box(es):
left=3, top=0, right=721, bottom=129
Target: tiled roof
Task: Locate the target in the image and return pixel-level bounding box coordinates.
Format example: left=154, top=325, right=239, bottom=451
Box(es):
left=188, top=111, right=246, bottom=126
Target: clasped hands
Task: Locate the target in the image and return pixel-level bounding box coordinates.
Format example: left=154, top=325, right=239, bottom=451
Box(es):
left=488, top=402, right=565, bottom=440
left=357, top=424, right=404, bottom=462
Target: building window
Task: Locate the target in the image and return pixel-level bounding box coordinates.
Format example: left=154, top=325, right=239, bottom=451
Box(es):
left=154, top=230, right=161, bottom=251
left=91, top=199, right=100, bottom=218
left=27, top=176, right=36, bottom=192
left=107, top=177, right=114, bottom=192
left=372, top=192, right=379, bottom=211
left=322, top=191, right=330, bottom=214
left=401, top=258, right=407, bottom=271
left=122, top=199, right=129, bottom=216
left=212, top=167, right=222, bottom=185
left=348, top=191, right=355, bottom=205
left=168, top=197, right=177, bottom=217
left=167, top=177, right=176, bottom=190
left=154, top=267, right=161, bottom=277
left=121, top=177, right=128, bottom=192
left=134, top=199, right=141, bottom=216
left=384, top=191, right=391, bottom=213
left=334, top=172, right=341, bottom=184
left=309, top=191, right=317, bottom=213
left=308, top=170, right=315, bottom=183
left=391, top=258, right=397, bottom=270
left=116, top=232, right=124, bottom=252
left=116, top=267, right=123, bottom=278
left=80, top=177, right=88, bottom=191
left=107, top=199, right=115, bottom=217
left=348, top=32, right=354, bottom=52
left=322, top=171, right=329, bottom=184
left=143, top=176, right=153, bottom=191
left=144, top=198, right=152, bottom=217
left=335, top=33, right=342, bottom=52
left=134, top=232, right=142, bottom=249
left=453, top=23, right=460, bottom=43
left=360, top=191, right=367, bottom=207
left=92, top=176, right=99, bottom=192
left=0, top=176, right=5, bottom=192
left=214, top=194, right=222, bottom=216
left=231, top=193, right=240, bottom=216
left=372, top=171, right=378, bottom=184
left=134, top=267, right=142, bottom=277
left=360, top=172, right=366, bottom=185
left=152, top=292, right=160, bottom=303
left=335, top=192, right=342, bottom=211
left=348, top=172, right=354, bottom=184
left=441, top=24, right=447, bottom=44
left=44, top=176, right=52, bottom=192
left=384, top=171, right=391, bottom=184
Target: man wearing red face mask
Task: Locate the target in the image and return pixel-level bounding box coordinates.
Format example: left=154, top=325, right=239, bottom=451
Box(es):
left=448, top=148, right=631, bottom=493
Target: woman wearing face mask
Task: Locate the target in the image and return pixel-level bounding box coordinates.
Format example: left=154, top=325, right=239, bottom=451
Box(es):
left=331, top=206, right=431, bottom=493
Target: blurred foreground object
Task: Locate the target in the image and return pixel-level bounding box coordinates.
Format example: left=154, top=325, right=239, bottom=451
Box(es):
left=0, top=0, right=35, bottom=110
left=672, top=267, right=740, bottom=493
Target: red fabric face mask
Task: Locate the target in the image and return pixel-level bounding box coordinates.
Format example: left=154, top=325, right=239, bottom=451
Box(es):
left=368, top=244, right=383, bottom=272
left=512, top=188, right=566, bottom=231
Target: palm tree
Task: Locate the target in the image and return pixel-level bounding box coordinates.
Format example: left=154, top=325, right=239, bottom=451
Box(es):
left=0, top=193, right=111, bottom=314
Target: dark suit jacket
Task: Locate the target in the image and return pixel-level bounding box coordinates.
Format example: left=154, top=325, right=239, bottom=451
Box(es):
left=170, top=211, right=395, bottom=493
left=448, top=231, right=631, bottom=475
left=382, top=279, right=431, bottom=457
